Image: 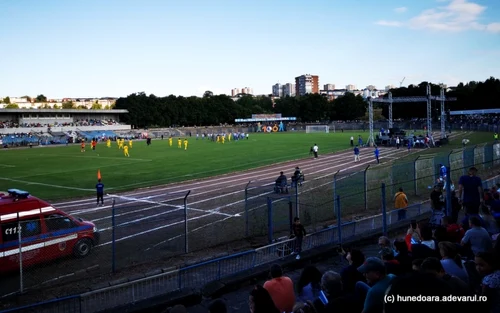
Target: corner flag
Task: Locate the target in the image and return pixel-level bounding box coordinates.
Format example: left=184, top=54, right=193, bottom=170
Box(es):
left=97, top=169, right=102, bottom=180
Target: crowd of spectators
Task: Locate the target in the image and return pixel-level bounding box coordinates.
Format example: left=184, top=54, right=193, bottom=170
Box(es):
left=165, top=214, right=500, bottom=313
left=0, top=119, right=121, bottom=128
left=449, top=114, right=500, bottom=125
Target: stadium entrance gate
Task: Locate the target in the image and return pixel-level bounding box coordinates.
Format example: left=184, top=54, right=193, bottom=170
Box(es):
left=266, top=194, right=294, bottom=243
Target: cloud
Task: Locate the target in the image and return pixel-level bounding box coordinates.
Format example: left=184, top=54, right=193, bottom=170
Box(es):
left=394, top=7, right=408, bottom=13
left=375, top=0, right=500, bottom=33
left=375, top=20, right=403, bottom=27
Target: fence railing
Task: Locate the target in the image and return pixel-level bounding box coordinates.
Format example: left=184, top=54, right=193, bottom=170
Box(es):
left=2, top=142, right=500, bottom=312
left=4, top=174, right=500, bottom=313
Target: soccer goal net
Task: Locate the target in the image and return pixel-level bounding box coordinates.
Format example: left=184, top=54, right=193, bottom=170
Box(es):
left=305, top=125, right=331, bottom=133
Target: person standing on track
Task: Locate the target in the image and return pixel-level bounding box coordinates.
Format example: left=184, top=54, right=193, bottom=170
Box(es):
left=354, top=145, right=360, bottom=162
left=96, top=179, right=104, bottom=206
left=374, top=146, right=380, bottom=164
left=312, top=144, right=318, bottom=158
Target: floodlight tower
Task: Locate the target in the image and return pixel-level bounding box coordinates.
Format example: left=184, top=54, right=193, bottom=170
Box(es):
left=388, top=92, right=393, bottom=128
left=426, top=84, right=432, bottom=136
left=440, top=85, right=446, bottom=139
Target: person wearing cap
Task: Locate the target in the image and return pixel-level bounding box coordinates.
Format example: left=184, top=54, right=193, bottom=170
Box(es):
left=355, top=257, right=396, bottom=313
left=457, top=166, right=484, bottom=230
left=291, top=166, right=303, bottom=187
left=379, top=247, right=401, bottom=276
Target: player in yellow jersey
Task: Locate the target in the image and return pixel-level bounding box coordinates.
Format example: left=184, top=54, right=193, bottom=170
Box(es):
left=106, top=138, right=111, bottom=148
left=221, top=136, right=225, bottom=144
left=118, top=139, right=123, bottom=149
left=177, top=138, right=182, bottom=148
left=216, top=135, right=220, bottom=143
left=184, top=139, right=188, bottom=150
left=168, top=136, right=173, bottom=147
left=123, top=145, right=129, bottom=157
left=128, top=139, right=133, bottom=148
left=228, top=133, right=231, bottom=141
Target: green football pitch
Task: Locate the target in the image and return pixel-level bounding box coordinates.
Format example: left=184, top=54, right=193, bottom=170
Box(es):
left=0, top=131, right=490, bottom=200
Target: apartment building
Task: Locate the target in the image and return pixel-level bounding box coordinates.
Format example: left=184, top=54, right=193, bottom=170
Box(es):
left=272, top=83, right=295, bottom=97
left=295, top=74, right=319, bottom=96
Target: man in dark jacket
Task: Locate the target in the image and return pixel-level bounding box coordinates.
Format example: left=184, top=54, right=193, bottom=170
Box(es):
left=313, top=271, right=361, bottom=313
left=292, top=217, right=306, bottom=260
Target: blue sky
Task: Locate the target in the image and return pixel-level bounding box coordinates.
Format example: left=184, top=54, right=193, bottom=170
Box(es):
left=0, top=0, right=499, bottom=98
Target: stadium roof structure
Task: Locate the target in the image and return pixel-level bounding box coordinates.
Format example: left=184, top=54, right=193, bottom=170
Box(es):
left=0, top=109, right=128, bottom=114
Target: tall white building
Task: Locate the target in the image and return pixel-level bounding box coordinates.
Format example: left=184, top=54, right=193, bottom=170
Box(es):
left=272, top=84, right=283, bottom=97
left=346, top=84, right=356, bottom=91
left=282, top=83, right=295, bottom=97
left=323, top=84, right=335, bottom=91
left=241, top=87, right=253, bottom=95
left=231, top=88, right=240, bottom=96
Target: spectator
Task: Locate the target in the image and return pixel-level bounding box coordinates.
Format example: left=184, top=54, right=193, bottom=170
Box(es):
left=450, top=190, right=461, bottom=223
left=292, top=217, right=306, bottom=259
left=340, top=249, right=365, bottom=295
left=412, top=258, right=424, bottom=271
left=379, top=247, right=401, bottom=275
left=442, top=216, right=465, bottom=243
left=249, top=285, right=280, bottom=313
left=461, top=216, right=493, bottom=257
left=293, top=301, right=317, bottom=313
left=475, top=252, right=500, bottom=312
left=207, top=299, right=227, bottom=313
left=263, top=264, right=295, bottom=313
left=356, top=257, right=396, bottom=313
left=168, top=304, right=187, bottom=313
left=421, top=257, right=471, bottom=296
left=296, top=265, right=322, bottom=302
left=430, top=185, right=444, bottom=211
left=384, top=271, right=457, bottom=312
left=405, top=224, right=439, bottom=260
left=438, top=241, right=469, bottom=283
left=457, top=167, right=484, bottom=230
left=312, top=271, right=360, bottom=313
left=377, top=236, right=392, bottom=253
left=433, top=225, right=449, bottom=244
left=393, top=238, right=412, bottom=273
left=393, top=187, right=408, bottom=220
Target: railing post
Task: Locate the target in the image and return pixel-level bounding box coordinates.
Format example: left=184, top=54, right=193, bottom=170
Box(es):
left=333, top=170, right=340, bottom=215
left=446, top=167, right=452, bottom=217
left=364, top=165, right=370, bottom=211
left=462, top=147, right=466, bottom=176
left=414, top=156, right=420, bottom=196
left=295, top=182, right=299, bottom=218
left=267, top=197, right=273, bottom=244
left=381, top=183, right=387, bottom=236
left=111, top=198, right=116, bottom=273
left=184, top=191, right=191, bottom=254
left=17, top=212, right=23, bottom=293
left=244, top=181, right=251, bottom=238
left=336, top=196, right=342, bottom=245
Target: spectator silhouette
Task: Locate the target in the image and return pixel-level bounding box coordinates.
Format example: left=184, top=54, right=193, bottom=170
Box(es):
left=475, top=251, right=500, bottom=312
left=263, top=264, right=295, bottom=313
left=207, top=299, right=227, bottom=313
left=393, top=238, right=412, bottom=273
left=249, top=285, right=280, bottom=313
left=438, top=241, right=469, bottom=283
left=340, top=249, right=365, bottom=295
left=312, top=271, right=360, bottom=313
left=296, top=265, right=322, bottom=302
left=462, top=216, right=493, bottom=258
left=420, top=257, right=472, bottom=296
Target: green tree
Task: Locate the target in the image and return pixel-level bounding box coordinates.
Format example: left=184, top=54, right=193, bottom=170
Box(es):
left=53, top=104, right=60, bottom=109
left=203, top=90, right=213, bottom=98
left=5, top=103, right=19, bottom=109
left=35, top=94, right=47, bottom=102
left=3, top=96, right=10, bottom=104
left=39, top=103, right=51, bottom=109
left=91, top=102, right=103, bottom=110
left=333, top=93, right=367, bottom=120
left=62, top=101, right=75, bottom=109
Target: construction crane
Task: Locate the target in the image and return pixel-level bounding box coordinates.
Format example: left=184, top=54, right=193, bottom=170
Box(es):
left=399, top=77, right=405, bottom=88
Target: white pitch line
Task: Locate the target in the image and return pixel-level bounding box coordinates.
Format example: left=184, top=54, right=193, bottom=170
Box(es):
left=0, top=164, right=16, bottom=168
left=50, top=148, right=372, bottom=206
left=54, top=148, right=399, bottom=209
left=69, top=149, right=404, bottom=223
left=95, top=149, right=409, bottom=246
left=37, top=153, right=153, bottom=162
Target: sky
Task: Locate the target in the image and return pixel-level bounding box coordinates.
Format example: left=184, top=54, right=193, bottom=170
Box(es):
left=0, top=0, right=499, bottom=99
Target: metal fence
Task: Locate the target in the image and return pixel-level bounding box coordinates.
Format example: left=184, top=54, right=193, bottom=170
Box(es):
left=3, top=143, right=500, bottom=312
left=4, top=171, right=500, bottom=313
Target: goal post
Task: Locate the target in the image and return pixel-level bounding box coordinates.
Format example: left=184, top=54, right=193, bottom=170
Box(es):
left=305, top=125, right=332, bottom=133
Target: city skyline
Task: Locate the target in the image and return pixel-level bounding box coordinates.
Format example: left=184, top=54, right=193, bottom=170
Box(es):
left=1, top=0, right=499, bottom=99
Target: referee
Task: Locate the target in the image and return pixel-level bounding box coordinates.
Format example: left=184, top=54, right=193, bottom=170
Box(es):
left=96, top=179, right=104, bottom=206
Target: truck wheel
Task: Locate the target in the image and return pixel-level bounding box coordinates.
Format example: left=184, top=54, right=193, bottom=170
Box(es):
left=74, top=238, right=92, bottom=258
